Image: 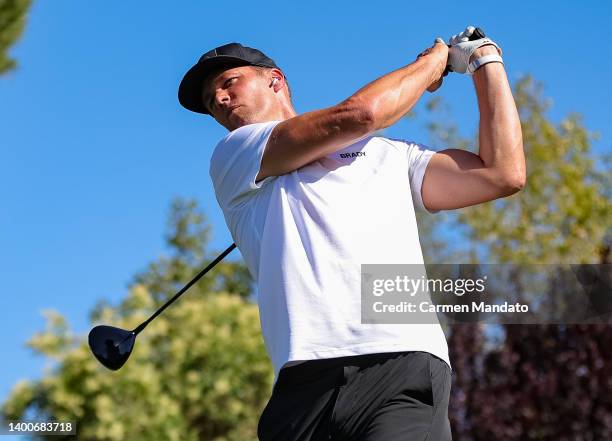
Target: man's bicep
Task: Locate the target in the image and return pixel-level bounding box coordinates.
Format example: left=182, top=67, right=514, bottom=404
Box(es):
left=256, top=101, right=374, bottom=181
left=421, top=148, right=511, bottom=211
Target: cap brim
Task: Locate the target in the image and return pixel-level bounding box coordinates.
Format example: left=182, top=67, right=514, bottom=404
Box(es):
left=178, top=56, right=251, bottom=115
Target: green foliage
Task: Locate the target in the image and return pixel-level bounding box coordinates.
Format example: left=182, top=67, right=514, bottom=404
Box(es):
left=0, top=0, right=32, bottom=75
left=421, top=74, right=610, bottom=265
left=424, top=75, right=612, bottom=439
left=125, top=198, right=252, bottom=307
left=463, top=76, right=609, bottom=264
left=2, top=198, right=272, bottom=441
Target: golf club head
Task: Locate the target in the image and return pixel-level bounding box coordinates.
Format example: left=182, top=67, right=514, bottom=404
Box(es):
left=88, top=325, right=136, bottom=370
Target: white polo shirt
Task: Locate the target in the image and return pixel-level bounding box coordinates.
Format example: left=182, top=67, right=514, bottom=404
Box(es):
left=209, top=120, right=450, bottom=381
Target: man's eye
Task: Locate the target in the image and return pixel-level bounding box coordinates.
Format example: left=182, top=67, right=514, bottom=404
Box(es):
left=224, top=77, right=237, bottom=87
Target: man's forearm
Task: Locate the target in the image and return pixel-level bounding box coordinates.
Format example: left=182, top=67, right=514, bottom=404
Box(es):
left=473, top=51, right=526, bottom=189
left=258, top=45, right=445, bottom=181
left=349, top=54, right=443, bottom=130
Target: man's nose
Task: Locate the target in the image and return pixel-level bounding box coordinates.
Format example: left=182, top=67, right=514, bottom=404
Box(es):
left=214, top=91, right=231, bottom=107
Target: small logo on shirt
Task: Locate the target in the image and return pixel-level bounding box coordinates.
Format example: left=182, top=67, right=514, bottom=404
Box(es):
left=340, top=152, right=366, bottom=158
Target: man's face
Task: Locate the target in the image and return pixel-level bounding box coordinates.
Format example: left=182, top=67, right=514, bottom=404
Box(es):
left=202, top=65, right=276, bottom=131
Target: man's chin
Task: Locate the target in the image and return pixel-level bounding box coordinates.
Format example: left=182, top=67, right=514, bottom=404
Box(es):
left=228, top=111, right=263, bottom=129
left=228, top=117, right=250, bottom=131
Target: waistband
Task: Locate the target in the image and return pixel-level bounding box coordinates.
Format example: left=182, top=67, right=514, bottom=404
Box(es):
left=274, top=351, right=423, bottom=391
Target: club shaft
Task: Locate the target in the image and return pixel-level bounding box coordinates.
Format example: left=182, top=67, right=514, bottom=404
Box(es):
left=132, top=243, right=237, bottom=335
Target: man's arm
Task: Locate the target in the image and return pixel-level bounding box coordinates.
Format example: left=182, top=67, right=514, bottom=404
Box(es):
left=421, top=45, right=526, bottom=211
left=256, top=41, right=448, bottom=181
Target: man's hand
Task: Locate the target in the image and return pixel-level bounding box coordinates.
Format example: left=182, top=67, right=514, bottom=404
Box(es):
left=416, top=38, right=449, bottom=93
left=447, top=26, right=503, bottom=75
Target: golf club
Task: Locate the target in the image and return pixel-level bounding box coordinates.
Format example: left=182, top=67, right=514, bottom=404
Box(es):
left=88, top=243, right=237, bottom=370
left=471, top=27, right=486, bottom=40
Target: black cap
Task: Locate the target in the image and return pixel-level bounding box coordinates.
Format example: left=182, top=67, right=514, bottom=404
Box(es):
left=178, top=42, right=279, bottom=115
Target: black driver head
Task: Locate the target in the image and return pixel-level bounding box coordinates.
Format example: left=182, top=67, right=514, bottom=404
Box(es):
left=88, top=325, right=136, bottom=370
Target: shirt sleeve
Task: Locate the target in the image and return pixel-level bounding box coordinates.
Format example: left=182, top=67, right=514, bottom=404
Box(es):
left=405, top=141, right=440, bottom=214
left=209, top=121, right=281, bottom=210
left=380, top=137, right=439, bottom=214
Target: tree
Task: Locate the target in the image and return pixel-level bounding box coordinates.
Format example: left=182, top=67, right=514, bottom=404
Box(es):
left=420, top=75, right=612, bottom=440
left=125, top=198, right=252, bottom=303
left=1, top=198, right=273, bottom=441
left=0, top=0, right=32, bottom=75
left=458, top=76, right=610, bottom=265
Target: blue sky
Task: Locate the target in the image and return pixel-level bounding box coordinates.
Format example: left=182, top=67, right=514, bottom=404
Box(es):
left=1, top=0, right=610, bottom=423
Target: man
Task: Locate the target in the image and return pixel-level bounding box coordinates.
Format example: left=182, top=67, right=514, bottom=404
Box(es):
left=178, top=26, right=524, bottom=441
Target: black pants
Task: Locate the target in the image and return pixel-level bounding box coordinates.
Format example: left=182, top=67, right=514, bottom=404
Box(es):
left=258, top=351, right=452, bottom=441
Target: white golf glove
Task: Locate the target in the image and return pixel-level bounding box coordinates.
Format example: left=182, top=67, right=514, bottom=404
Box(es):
left=447, top=26, right=503, bottom=75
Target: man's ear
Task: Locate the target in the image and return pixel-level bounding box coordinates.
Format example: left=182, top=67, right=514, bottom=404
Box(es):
left=269, top=68, right=284, bottom=91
